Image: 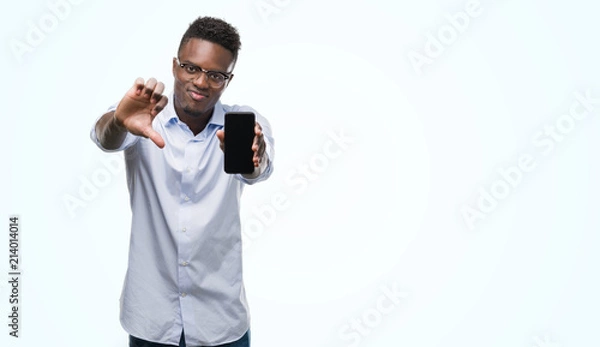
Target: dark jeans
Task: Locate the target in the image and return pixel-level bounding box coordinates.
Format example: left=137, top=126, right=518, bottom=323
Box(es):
left=130, top=330, right=250, bottom=347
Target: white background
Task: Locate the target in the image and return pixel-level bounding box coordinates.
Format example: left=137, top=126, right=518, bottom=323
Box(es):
left=1, top=0, right=599, bottom=346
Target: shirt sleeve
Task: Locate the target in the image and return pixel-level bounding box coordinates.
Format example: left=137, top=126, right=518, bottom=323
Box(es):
left=90, top=103, right=140, bottom=152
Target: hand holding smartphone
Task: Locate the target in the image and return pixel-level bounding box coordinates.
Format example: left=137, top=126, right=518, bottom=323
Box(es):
left=224, top=112, right=256, bottom=174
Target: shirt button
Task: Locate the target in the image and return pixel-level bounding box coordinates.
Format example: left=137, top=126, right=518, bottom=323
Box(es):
left=186, top=167, right=192, bottom=173
left=184, top=196, right=190, bottom=201
left=181, top=293, right=187, bottom=298
left=182, top=227, right=187, bottom=232
left=181, top=261, right=189, bottom=266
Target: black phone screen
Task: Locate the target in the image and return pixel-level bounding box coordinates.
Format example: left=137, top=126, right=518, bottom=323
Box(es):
left=224, top=112, right=256, bottom=174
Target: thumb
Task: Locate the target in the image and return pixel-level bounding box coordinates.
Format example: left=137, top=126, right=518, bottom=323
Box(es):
left=216, top=129, right=225, bottom=142
left=142, top=127, right=165, bottom=149
left=216, top=129, right=225, bottom=151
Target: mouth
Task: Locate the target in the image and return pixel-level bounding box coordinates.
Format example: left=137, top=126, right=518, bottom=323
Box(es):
left=188, top=89, right=208, bottom=102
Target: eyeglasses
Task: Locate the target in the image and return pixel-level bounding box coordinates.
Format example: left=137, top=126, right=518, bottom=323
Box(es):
left=175, top=58, right=232, bottom=88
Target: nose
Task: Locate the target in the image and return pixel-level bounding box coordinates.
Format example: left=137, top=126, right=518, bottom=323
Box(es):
left=192, top=71, right=210, bottom=89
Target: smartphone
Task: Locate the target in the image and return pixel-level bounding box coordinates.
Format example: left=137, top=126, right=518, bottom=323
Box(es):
left=224, top=112, right=256, bottom=174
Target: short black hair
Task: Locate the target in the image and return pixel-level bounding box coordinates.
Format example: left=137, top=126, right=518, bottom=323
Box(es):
left=178, top=16, right=241, bottom=63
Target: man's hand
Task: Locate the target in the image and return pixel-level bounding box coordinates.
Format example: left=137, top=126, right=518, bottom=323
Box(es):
left=216, top=122, right=266, bottom=167
left=115, top=77, right=168, bottom=148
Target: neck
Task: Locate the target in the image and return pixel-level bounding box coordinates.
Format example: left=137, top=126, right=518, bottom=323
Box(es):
left=175, top=105, right=214, bottom=136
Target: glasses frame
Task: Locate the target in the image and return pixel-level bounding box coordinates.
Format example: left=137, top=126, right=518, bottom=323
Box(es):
left=175, top=57, right=233, bottom=88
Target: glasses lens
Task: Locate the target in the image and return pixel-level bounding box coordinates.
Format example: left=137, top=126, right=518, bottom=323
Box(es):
left=208, top=73, right=225, bottom=87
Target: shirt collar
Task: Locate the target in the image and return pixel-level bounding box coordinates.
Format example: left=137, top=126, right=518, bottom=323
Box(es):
left=160, top=92, right=225, bottom=127
left=159, top=92, right=179, bottom=126
left=209, top=101, right=225, bottom=126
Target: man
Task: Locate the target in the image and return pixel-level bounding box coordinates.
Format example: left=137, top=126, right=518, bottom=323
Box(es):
left=90, top=16, right=273, bottom=347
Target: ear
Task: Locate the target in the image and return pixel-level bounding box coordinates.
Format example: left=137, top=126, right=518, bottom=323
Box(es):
left=172, top=57, right=178, bottom=78
left=224, top=74, right=234, bottom=88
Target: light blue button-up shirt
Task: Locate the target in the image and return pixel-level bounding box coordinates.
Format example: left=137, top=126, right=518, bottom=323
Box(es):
left=90, top=95, right=274, bottom=346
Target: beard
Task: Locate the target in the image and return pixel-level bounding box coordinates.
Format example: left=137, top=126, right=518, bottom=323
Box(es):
left=183, top=105, right=209, bottom=118
left=174, top=93, right=213, bottom=119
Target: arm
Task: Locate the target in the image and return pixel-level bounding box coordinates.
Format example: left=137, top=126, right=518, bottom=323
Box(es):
left=94, top=111, right=128, bottom=150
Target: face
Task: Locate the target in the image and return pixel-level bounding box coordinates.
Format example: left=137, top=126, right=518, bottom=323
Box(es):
left=172, top=38, right=235, bottom=119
